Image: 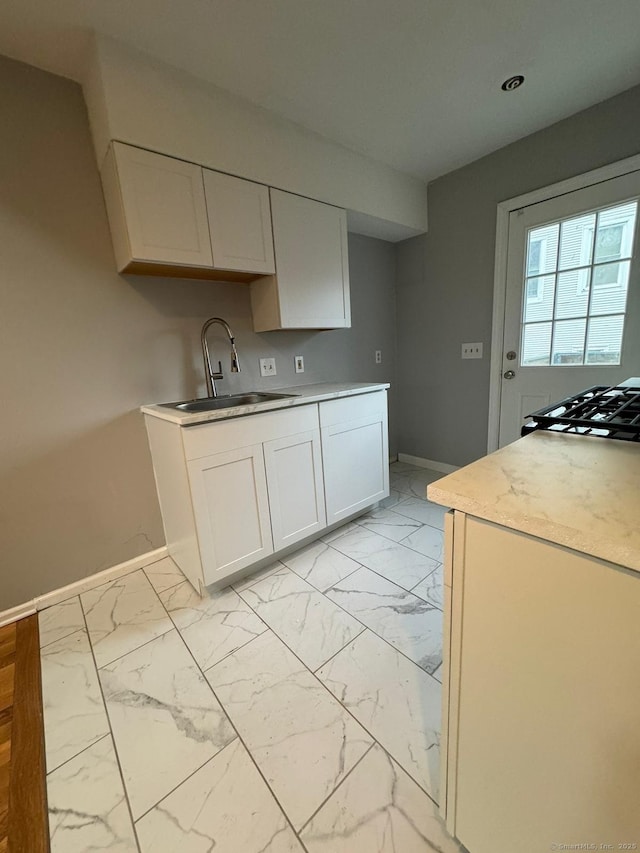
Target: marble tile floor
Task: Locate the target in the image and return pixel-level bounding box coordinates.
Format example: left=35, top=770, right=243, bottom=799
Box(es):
left=39, top=462, right=463, bottom=853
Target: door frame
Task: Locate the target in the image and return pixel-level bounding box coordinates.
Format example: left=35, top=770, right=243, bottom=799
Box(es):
left=487, top=152, right=640, bottom=453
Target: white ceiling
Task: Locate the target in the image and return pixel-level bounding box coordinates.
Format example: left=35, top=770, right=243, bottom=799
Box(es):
left=1, top=0, right=640, bottom=181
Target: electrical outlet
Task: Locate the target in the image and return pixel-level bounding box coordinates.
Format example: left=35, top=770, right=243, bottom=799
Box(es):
left=294, top=355, right=304, bottom=373
left=259, top=357, right=277, bottom=377
left=375, top=350, right=382, bottom=364
left=461, top=342, right=483, bottom=359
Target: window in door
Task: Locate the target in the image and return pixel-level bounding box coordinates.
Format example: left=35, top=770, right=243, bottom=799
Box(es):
left=521, top=200, right=638, bottom=366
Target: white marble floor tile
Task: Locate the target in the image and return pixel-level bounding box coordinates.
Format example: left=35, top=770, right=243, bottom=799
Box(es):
left=232, top=560, right=286, bottom=592
left=431, top=664, right=442, bottom=684
left=326, top=568, right=443, bottom=674
left=282, top=540, right=361, bottom=592
left=390, top=468, right=443, bottom=500
left=206, top=630, right=373, bottom=830
left=327, top=526, right=438, bottom=590
left=401, top=524, right=445, bottom=562
left=41, top=629, right=110, bottom=773
left=47, top=735, right=138, bottom=853
left=99, top=629, right=235, bottom=819
left=411, top=565, right=444, bottom=611
left=355, top=507, right=423, bottom=542
left=378, top=488, right=406, bottom=509
left=160, top=580, right=267, bottom=670
left=136, top=738, right=303, bottom=853
left=39, top=597, right=85, bottom=648
left=320, top=521, right=360, bottom=543
left=392, top=497, right=449, bottom=529
left=144, top=556, right=185, bottom=594
left=239, top=567, right=364, bottom=671
left=82, top=570, right=173, bottom=668
left=316, top=630, right=442, bottom=801
left=301, top=745, right=461, bottom=853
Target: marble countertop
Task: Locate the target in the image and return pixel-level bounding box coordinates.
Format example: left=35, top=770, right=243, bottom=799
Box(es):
left=141, top=381, right=390, bottom=425
left=427, top=431, right=640, bottom=571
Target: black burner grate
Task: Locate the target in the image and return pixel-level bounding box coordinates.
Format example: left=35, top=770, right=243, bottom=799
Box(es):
left=522, top=385, right=640, bottom=441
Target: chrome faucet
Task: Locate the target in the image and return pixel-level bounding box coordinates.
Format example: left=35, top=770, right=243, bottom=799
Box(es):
left=201, top=317, right=240, bottom=397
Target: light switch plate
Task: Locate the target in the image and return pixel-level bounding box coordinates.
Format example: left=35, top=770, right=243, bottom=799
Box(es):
left=461, top=342, right=483, bottom=359
left=259, top=357, right=277, bottom=377
left=294, top=355, right=304, bottom=373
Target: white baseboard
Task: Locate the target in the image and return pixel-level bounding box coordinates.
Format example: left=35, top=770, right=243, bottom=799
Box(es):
left=0, top=546, right=169, bottom=628
left=397, top=452, right=459, bottom=474
left=0, top=601, right=37, bottom=629
left=388, top=453, right=398, bottom=463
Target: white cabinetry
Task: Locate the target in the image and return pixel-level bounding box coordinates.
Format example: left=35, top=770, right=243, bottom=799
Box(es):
left=251, top=189, right=351, bottom=331
left=187, top=445, right=273, bottom=582
left=441, top=513, right=640, bottom=852
left=144, top=391, right=388, bottom=590
left=203, top=169, right=275, bottom=275
left=320, top=392, right=389, bottom=524
left=102, top=142, right=213, bottom=272
left=101, top=142, right=275, bottom=280
left=264, top=429, right=326, bottom=551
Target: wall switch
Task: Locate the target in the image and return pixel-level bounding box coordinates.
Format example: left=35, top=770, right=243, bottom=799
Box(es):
left=461, top=342, right=483, bottom=359
left=375, top=350, right=382, bottom=364
left=294, top=355, right=305, bottom=373
left=259, top=357, right=277, bottom=377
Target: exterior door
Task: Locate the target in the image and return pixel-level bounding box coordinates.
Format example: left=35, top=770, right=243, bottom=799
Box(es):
left=498, top=171, right=640, bottom=446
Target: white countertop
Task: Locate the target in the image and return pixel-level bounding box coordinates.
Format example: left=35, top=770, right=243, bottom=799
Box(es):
left=428, top=431, right=640, bottom=571
left=141, top=382, right=390, bottom=425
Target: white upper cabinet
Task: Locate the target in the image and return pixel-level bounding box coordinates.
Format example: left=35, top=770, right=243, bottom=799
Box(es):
left=250, top=189, right=351, bottom=331
left=203, top=169, right=275, bottom=275
left=102, top=142, right=213, bottom=272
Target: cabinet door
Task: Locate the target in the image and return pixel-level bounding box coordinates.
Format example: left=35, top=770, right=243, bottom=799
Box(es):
left=187, top=445, right=273, bottom=584
left=321, top=414, right=389, bottom=523
left=203, top=170, right=275, bottom=274
left=263, top=429, right=326, bottom=552
left=105, top=142, right=213, bottom=269
left=252, top=189, right=351, bottom=330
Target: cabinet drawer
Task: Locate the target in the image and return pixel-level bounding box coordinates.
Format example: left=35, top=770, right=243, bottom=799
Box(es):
left=319, top=391, right=387, bottom=429
left=182, top=404, right=320, bottom=461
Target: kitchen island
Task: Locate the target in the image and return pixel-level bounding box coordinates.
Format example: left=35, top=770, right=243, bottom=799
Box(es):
left=428, top=431, right=640, bottom=853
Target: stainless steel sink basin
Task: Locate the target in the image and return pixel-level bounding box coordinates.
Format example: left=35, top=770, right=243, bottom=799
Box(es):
left=160, top=392, right=298, bottom=413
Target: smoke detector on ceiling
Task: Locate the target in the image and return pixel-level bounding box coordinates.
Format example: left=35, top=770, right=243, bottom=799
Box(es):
left=501, top=75, right=525, bottom=92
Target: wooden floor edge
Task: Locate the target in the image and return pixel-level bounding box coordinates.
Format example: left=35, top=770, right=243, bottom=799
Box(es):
left=7, top=617, right=49, bottom=853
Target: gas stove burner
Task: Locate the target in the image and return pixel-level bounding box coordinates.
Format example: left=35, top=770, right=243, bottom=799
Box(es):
left=522, top=384, right=640, bottom=441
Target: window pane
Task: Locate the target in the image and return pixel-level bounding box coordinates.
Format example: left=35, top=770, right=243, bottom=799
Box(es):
left=522, top=323, right=552, bottom=365
left=554, top=268, right=590, bottom=319
left=526, top=224, right=559, bottom=276
left=593, top=201, right=637, bottom=263
left=523, top=274, right=555, bottom=322
left=590, top=261, right=630, bottom=315
left=585, top=315, right=624, bottom=364
left=558, top=214, right=595, bottom=270
left=551, top=319, right=586, bottom=364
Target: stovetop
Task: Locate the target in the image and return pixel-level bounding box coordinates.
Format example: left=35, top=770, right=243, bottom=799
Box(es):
left=522, top=384, right=640, bottom=441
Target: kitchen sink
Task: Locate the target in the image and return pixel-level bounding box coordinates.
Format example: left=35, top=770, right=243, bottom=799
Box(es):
left=159, top=392, right=298, bottom=413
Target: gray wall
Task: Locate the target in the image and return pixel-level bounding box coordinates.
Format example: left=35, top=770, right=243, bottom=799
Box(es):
left=0, top=54, right=397, bottom=610
left=397, top=83, right=640, bottom=467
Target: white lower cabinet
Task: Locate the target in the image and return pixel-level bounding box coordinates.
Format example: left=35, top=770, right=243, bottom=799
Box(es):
left=263, top=429, right=326, bottom=551
left=144, top=391, right=388, bottom=589
left=441, top=513, right=640, bottom=852
left=320, top=392, right=389, bottom=524
left=187, top=445, right=273, bottom=583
